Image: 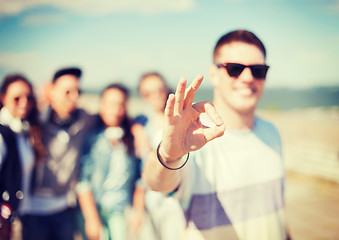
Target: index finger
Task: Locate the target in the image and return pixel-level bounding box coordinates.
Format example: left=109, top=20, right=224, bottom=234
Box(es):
left=184, top=74, right=203, bottom=109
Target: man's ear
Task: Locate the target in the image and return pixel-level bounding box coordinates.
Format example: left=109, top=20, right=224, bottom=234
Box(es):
left=48, top=83, right=56, bottom=101
left=209, top=63, right=220, bottom=88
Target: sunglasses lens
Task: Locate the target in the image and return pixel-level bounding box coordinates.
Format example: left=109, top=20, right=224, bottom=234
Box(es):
left=250, top=65, right=269, bottom=78
left=225, top=63, right=245, bottom=77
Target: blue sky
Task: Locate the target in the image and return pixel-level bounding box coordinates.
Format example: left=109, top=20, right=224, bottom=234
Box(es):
left=0, top=0, right=338, bottom=91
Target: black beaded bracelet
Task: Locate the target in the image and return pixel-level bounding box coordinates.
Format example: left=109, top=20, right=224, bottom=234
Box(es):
left=156, top=142, right=190, bottom=170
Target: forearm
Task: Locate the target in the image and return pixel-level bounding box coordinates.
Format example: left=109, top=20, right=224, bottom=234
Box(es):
left=78, top=191, right=101, bottom=223
left=78, top=191, right=102, bottom=240
left=132, top=186, right=146, bottom=212
left=142, top=150, right=183, bottom=193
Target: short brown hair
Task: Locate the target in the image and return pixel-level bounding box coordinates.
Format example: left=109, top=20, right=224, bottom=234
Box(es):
left=213, top=30, right=266, bottom=61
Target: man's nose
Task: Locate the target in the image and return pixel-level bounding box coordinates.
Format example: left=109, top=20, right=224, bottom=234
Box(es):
left=239, top=67, right=254, bottom=83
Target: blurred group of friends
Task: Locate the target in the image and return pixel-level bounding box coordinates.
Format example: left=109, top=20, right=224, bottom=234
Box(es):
left=0, top=65, right=179, bottom=240
left=0, top=29, right=291, bottom=240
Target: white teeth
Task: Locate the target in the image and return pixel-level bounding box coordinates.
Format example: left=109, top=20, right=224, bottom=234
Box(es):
left=238, top=88, right=253, bottom=96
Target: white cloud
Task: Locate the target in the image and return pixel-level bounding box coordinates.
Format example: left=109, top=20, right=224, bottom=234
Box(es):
left=21, top=14, right=66, bottom=25
left=0, top=0, right=195, bottom=16
left=220, top=0, right=339, bottom=14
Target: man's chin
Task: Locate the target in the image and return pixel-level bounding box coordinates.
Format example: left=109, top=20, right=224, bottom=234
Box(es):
left=234, top=99, right=257, bottom=114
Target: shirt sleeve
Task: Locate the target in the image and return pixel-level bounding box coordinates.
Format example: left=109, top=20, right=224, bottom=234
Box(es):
left=134, top=114, right=148, bottom=126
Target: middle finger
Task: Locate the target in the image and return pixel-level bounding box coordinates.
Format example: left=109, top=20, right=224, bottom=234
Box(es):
left=174, top=77, right=187, bottom=115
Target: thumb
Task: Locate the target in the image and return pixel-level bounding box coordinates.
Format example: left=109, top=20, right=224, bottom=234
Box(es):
left=203, top=123, right=226, bottom=142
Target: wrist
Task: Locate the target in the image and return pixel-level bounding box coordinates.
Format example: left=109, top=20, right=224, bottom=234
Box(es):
left=156, top=142, right=189, bottom=170
left=158, top=143, right=182, bottom=163
left=133, top=207, right=145, bottom=216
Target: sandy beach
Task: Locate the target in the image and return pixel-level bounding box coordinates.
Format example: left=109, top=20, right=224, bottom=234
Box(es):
left=257, top=107, right=339, bottom=239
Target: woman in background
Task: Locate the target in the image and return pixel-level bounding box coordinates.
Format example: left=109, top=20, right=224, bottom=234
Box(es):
left=0, top=74, right=44, bottom=240
left=77, top=83, right=139, bottom=240
left=133, top=72, right=186, bottom=240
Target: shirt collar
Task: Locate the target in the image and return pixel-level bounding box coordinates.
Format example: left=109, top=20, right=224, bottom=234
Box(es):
left=0, top=107, right=30, bottom=134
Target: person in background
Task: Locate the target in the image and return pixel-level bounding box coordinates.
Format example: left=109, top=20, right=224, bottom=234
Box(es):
left=24, top=67, right=95, bottom=240
left=0, top=74, right=44, bottom=240
left=76, top=83, right=138, bottom=240
left=132, top=72, right=186, bottom=240
left=142, top=30, right=291, bottom=240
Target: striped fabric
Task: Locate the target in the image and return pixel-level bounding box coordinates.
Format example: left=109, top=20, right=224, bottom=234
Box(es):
left=175, top=116, right=288, bottom=240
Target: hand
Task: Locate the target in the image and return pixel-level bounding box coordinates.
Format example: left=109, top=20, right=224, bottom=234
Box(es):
left=131, top=123, right=152, bottom=159
left=159, top=74, right=226, bottom=162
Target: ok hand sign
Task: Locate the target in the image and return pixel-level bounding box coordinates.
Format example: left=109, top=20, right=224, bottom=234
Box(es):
left=159, top=74, right=226, bottom=164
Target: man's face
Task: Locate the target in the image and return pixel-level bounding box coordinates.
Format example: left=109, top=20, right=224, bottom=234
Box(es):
left=99, top=88, right=126, bottom=127
left=139, top=75, right=169, bottom=112
left=50, top=74, right=79, bottom=118
left=211, top=42, right=266, bottom=114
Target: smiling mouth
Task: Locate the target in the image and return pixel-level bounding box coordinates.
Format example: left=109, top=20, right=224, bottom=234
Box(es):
left=237, top=88, right=256, bottom=96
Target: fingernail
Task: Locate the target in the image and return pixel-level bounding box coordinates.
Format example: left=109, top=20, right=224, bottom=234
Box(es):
left=216, top=117, right=223, bottom=125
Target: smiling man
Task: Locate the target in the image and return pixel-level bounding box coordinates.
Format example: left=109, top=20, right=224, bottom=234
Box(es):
left=142, top=30, right=290, bottom=240
left=24, top=67, right=96, bottom=240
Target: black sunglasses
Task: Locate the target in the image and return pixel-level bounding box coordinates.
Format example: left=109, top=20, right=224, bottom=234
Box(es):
left=216, top=63, right=269, bottom=79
